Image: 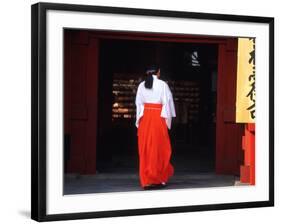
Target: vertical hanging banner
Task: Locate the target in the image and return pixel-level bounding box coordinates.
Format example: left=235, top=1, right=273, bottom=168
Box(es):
left=236, top=38, right=256, bottom=123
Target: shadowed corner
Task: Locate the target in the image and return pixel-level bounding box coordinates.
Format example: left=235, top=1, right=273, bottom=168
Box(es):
left=18, top=210, right=30, bottom=219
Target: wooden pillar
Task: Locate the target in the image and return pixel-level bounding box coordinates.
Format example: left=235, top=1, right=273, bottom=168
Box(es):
left=64, top=30, right=99, bottom=174
left=240, top=123, right=255, bottom=185
left=216, top=39, right=244, bottom=175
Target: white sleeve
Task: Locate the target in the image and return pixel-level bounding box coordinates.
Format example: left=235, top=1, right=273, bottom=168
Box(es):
left=160, top=82, right=176, bottom=129
left=135, top=84, right=144, bottom=128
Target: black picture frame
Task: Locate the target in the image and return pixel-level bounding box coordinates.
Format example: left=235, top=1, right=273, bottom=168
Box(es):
left=31, top=2, right=274, bottom=222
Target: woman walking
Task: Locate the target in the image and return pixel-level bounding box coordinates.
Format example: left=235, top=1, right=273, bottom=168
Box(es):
left=135, top=66, right=176, bottom=190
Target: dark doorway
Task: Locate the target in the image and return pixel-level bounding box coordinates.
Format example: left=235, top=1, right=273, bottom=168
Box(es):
left=96, top=39, right=218, bottom=174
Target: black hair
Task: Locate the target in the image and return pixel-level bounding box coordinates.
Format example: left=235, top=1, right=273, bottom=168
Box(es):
left=144, top=65, right=160, bottom=89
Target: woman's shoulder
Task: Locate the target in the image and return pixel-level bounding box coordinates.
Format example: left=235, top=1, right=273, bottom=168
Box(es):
left=158, top=79, right=170, bottom=89
left=137, top=81, right=145, bottom=90
left=138, top=80, right=145, bottom=87
left=155, top=78, right=166, bottom=85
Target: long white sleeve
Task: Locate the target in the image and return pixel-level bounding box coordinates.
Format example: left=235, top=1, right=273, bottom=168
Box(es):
left=135, top=84, right=144, bottom=128
left=160, top=83, right=176, bottom=129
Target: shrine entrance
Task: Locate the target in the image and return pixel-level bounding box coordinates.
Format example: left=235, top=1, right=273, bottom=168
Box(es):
left=64, top=30, right=244, bottom=178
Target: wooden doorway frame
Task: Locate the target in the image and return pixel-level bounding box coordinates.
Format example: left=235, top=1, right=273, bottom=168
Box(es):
left=64, top=29, right=244, bottom=175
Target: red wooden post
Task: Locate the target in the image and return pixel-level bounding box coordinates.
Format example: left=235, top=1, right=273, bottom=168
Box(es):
left=216, top=39, right=244, bottom=175
left=64, top=30, right=98, bottom=174
left=240, top=123, right=255, bottom=185
left=84, top=37, right=99, bottom=174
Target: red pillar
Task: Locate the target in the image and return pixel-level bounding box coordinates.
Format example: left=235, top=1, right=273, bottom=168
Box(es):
left=216, top=39, right=244, bottom=175
left=240, top=123, right=255, bottom=185
left=64, top=30, right=98, bottom=174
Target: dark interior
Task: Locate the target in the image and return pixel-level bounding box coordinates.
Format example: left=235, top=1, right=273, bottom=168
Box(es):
left=96, top=39, right=218, bottom=174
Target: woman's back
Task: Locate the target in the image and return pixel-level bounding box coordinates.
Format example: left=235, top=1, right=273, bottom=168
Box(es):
left=137, top=75, right=166, bottom=104
left=135, top=74, right=176, bottom=129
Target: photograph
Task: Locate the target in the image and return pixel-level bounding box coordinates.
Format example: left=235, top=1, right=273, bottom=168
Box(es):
left=31, top=2, right=274, bottom=221
left=63, top=30, right=256, bottom=195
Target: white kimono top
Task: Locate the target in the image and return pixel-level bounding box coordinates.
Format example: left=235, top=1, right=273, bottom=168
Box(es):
left=135, top=75, right=176, bottom=129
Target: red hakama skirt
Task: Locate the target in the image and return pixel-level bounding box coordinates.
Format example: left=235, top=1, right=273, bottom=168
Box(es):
left=137, top=103, right=174, bottom=188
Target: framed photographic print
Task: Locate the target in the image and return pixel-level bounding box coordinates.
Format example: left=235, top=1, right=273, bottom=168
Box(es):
left=31, top=2, right=274, bottom=222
